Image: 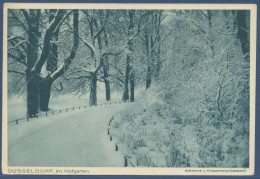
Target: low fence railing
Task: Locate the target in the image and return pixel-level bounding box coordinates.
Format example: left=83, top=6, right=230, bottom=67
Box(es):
left=107, top=115, right=136, bottom=167
left=8, top=100, right=136, bottom=167
left=8, top=100, right=131, bottom=125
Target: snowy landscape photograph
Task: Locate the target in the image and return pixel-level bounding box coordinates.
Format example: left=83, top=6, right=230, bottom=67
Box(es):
left=2, top=3, right=256, bottom=175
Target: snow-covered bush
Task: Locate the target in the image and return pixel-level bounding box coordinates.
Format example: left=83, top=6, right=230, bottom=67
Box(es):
left=110, top=10, right=249, bottom=168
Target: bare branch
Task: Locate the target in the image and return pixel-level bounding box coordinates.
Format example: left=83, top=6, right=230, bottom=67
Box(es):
left=8, top=69, right=25, bottom=75
left=129, top=18, right=153, bottom=42
left=94, top=26, right=105, bottom=39
left=54, top=10, right=74, bottom=33
left=50, top=10, right=79, bottom=81
left=137, top=10, right=153, bottom=32
left=201, top=10, right=209, bottom=19
left=79, top=36, right=96, bottom=55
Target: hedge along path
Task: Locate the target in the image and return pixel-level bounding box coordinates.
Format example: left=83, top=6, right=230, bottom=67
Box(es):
left=8, top=100, right=131, bottom=125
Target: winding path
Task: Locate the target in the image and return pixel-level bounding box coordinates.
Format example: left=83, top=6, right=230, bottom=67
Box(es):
left=8, top=105, right=126, bottom=167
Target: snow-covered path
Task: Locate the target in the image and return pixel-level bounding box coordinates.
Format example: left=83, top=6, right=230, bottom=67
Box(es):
left=8, top=105, right=126, bottom=167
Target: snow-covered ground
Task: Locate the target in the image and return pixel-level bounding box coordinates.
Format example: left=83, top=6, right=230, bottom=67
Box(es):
left=8, top=104, right=128, bottom=167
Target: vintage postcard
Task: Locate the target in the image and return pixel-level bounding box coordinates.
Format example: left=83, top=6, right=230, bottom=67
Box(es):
left=2, top=3, right=257, bottom=175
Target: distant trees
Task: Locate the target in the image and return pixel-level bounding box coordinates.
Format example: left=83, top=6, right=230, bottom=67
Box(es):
left=63, top=9, right=163, bottom=104
left=66, top=9, right=113, bottom=106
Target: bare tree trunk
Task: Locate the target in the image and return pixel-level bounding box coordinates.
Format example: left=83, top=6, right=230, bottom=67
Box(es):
left=89, top=72, right=97, bottom=106
left=122, top=56, right=130, bottom=101
left=39, top=10, right=59, bottom=111
left=104, top=56, right=111, bottom=101
left=103, top=28, right=111, bottom=101
left=207, top=10, right=215, bottom=59
left=145, top=11, right=162, bottom=87
left=26, top=10, right=40, bottom=117
left=39, top=80, right=52, bottom=111
left=130, top=66, right=135, bottom=102
left=154, top=11, right=162, bottom=79
left=123, top=10, right=135, bottom=101
left=145, top=28, right=152, bottom=89
left=154, top=33, right=161, bottom=79
left=35, top=10, right=78, bottom=111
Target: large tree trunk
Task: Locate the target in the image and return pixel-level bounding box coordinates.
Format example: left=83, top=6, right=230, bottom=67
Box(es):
left=26, top=70, right=39, bottom=117
left=36, top=10, right=78, bottom=111
left=104, top=79, right=111, bottom=101
left=26, top=10, right=40, bottom=117
left=39, top=40, right=58, bottom=111
left=28, top=9, right=65, bottom=115
left=123, top=10, right=134, bottom=101
left=89, top=72, right=97, bottom=106
left=39, top=80, right=52, bottom=111
left=39, top=14, right=59, bottom=111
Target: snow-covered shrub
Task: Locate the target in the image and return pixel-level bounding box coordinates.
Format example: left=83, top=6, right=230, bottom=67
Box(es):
left=110, top=10, right=249, bottom=168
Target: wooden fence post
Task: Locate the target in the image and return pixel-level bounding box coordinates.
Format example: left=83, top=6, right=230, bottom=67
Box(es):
left=115, top=143, right=118, bottom=151
left=124, top=156, right=128, bottom=167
